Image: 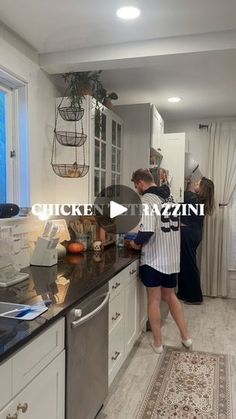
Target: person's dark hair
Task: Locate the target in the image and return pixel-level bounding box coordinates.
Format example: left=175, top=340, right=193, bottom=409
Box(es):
left=131, top=169, right=154, bottom=184
left=199, top=177, right=215, bottom=215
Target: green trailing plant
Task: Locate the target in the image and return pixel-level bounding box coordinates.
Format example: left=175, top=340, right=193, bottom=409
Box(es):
left=62, top=70, right=106, bottom=109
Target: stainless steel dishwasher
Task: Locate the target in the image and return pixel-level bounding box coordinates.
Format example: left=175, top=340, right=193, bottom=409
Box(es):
left=66, top=283, right=109, bottom=419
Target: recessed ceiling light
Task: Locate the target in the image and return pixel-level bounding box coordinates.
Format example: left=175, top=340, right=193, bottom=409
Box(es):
left=168, top=97, right=182, bottom=103
left=116, top=6, right=141, bottom=20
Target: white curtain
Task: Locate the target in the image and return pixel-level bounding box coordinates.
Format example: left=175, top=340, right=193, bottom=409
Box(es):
left=201, top=122, right=236, bottom=297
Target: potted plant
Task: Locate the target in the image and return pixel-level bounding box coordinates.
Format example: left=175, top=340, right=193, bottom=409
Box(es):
left=59, top=71, right=104, bottom=121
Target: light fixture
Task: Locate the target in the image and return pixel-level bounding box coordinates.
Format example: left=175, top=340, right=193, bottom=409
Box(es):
left=168, top=97, right=182, bottom=103
left=116, top=6, right=141, bottom=20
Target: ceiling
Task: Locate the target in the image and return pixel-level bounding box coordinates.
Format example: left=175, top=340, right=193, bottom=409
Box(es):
left=1, top=0, right=236, bottom=120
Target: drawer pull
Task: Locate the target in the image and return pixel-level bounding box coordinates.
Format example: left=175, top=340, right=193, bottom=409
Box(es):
left=112, top=312, right=121, bottom=321
left=112, top=282, right=120, bottom=290
left=6, top=414, right=17, bottom=419
left=111, top=351, right=120, bottom=361
left=130, top=269, right=137, bottom=275
left=17, top=403, right=28, bottom=414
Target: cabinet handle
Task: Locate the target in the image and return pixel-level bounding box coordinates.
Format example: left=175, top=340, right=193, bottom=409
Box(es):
left=111, top=351, right=120, bottom=361
left=6, top=414, right=18, bottom=419
left=130, top=269, right=137, bottom=275
left=17, top=403, right=28, bottom=413
left=112, top=312, right=121, bottom=321
left=180, top=187, right=182, bottom=199
left=112, top=282, right=120, bottom=290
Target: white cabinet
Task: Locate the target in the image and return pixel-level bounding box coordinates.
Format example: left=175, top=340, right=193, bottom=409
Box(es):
left=55, top=97, right=123, bottom=204
left=108, top=260, right=143, bottom=386
left=0, top=351, right=65, bottom=419
left=0, top=319, right=65, bottom=419
left=151, top=104, right=164, bottom=153
left=138, top=281, right=148, bottom=331
left=161, top=132, right=186, bottom=202
left=124, top=261, right=139, bottom=356
left=115, top=103, right=164, bottom=188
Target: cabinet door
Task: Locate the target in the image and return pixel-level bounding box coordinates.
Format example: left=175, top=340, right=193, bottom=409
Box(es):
left=139, top=281, right=148, bottom=332
left=151, top=105, right=164, bottom=153
left=0, top=351, right=65, bottom=419
left=93, top=105, right=109, bottom=198
left=161, top=132, right=185, bottom=202
left=124, top=279, right=139, bottom=356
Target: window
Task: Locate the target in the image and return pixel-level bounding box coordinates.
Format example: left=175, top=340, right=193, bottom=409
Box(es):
left=0, top=69, right=29, bottom=207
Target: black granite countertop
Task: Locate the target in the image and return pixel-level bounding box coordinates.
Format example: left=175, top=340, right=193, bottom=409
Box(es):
left=0, top=246, right=139, bottom=363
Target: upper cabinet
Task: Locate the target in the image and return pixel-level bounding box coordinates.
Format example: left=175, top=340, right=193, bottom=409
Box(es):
left=92, top=100, right=123, bottom=201
left=55, top=96, right=123, bottom=203
left=161, top=132, right=186, bottom=202
left=151, top=104, right=164, bottom=153
left=115, top=103, right=154, bottom=188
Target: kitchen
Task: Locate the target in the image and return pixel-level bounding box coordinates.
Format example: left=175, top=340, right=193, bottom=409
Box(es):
left=0, top=1, right=236, bottom=419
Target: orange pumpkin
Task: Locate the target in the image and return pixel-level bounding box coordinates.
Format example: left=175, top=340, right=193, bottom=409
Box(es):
left=67, top=242, right=85, bottom=254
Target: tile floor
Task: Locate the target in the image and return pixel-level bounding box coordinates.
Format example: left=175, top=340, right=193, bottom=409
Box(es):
left=98, top=297, right=236, bottom=419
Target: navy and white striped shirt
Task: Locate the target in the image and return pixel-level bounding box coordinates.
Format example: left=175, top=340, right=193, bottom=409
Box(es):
left=138, top=187, right=180, bottom=274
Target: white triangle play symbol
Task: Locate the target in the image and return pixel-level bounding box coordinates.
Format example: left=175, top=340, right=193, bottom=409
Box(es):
left=110, top=201, right=127, bottom=218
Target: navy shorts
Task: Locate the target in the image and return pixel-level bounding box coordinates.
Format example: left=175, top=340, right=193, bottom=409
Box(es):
left=139, top=264, right=177, bottom=288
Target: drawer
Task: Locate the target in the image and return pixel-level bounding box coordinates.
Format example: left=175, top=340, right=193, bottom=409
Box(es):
left=129, top=260, right=139, bottom=278
left=109, top=269, right=125, bottom=300
left=124, top=260, right=139, bottom=287
left=108, top=321, right=125, bottom=386
left=109, top=287, right=124, bottom=334
left=12, top=318, right=65, bottom=396
left=0, top=358, right=12, bottom=410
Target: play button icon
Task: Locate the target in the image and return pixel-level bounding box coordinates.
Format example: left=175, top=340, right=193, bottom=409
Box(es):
left=94, top=184, right=142, bottom=234
left=110, top=201, right=127, bottom=218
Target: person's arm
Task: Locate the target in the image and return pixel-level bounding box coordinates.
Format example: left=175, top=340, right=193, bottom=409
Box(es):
left=130, top=231, right=154, bottom=250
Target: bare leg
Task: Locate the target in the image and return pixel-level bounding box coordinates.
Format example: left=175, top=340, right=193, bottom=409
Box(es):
left=146, top=287, right=162, bottom=347
left=161, top=287, right=190, bottom=341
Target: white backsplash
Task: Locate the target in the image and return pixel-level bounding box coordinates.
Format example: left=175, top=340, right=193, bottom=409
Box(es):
left=0, top=217, right=44, bottom=269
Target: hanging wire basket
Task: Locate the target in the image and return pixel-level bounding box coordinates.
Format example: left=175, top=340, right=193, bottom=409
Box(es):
left=58, top=106, right=84, bottom=122
left=54, top=130, right=87, bottom=147
left=51, top=162, right=89, bottom=178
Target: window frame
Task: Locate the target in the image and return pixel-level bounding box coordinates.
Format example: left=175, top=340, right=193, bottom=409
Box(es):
left=0, top=67, right=29, bottom=207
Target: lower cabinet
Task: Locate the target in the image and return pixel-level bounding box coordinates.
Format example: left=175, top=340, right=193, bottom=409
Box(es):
left=124, top=274, right=139, bottom=356
left=0, top=351, right=65, bottom=419
left=108, top=260, right=147, bottom=386
left=0, top=319, right=65, bottom=419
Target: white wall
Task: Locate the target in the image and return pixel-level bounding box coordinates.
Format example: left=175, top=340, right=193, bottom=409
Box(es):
left=0, top=23, right=58, bottom=205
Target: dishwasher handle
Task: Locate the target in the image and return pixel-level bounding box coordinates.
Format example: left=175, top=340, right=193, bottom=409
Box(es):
left=71, top=292, right=110, bottom=328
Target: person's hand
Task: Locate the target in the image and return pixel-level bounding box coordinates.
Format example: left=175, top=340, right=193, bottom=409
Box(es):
left=130, top=241, right=141, bottom=250
left=185, top=175, right=192, bottom=184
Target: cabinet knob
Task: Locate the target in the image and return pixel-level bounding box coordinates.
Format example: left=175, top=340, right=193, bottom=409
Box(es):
left=6, top=414, right=18, bottom=419
left=17, top=403, right=28, bottom=413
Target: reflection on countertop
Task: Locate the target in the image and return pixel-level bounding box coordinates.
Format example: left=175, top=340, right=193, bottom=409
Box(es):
left=0, top=246, right=139, bottom=362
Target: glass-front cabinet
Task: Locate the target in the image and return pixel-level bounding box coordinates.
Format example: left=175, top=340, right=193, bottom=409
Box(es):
left=90, top=98, right=123, bottom=201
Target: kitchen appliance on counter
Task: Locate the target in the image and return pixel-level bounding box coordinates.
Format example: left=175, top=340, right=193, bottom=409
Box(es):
left=66, top=283, right=109, bottom=419
left=97, top=217, right=116, bottom=247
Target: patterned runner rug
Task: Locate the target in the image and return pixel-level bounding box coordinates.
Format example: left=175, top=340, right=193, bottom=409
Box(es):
left=136, top=346, right=232, bottom=419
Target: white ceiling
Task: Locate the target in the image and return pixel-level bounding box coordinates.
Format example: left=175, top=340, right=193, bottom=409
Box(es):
left=100, top=49, right=236, bottom=120
left=1, top=0, right=236, bottom=120
left=0, top=0, right=236, bottom=53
